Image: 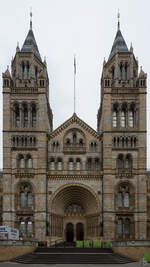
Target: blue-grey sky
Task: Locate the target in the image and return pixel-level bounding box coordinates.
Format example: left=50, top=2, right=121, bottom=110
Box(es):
left=0, top=0, right=150, bottom=168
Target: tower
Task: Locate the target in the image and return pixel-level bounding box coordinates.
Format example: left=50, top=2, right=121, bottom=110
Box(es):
left=2, top=14, right=53, bottom=240
left=97, top=15, right=147, bottom=240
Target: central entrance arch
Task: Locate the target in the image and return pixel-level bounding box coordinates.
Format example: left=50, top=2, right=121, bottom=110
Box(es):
left=76, top=223, right=84, bottom=240
left=66, top=223, right=74, bottom=242
left=49, top=183, right=101, bottom=241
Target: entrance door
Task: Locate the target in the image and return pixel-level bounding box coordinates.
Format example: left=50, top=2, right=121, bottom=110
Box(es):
left=66, top=223, right=74, bottom=242
left=76, top=223, right=84, bottom=240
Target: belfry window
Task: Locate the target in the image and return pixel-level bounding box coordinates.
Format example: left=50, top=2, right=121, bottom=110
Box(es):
left=27, top=62, right=30, bottom=78
left=125, top=64, right=128, bottom=80
left=22, top=62, right=25, bottom=79
left=120, top=64, right=123, bottom=80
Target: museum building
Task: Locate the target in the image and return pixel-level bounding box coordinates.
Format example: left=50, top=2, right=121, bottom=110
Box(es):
left=0, top=15, right=149, bottom=242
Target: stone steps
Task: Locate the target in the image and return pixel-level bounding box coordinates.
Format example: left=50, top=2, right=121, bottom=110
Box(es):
left=11, top=247, right=137, bottom=264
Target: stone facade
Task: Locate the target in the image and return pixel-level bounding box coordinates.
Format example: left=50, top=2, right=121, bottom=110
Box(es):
left=0, top=16, right=149, bottom=242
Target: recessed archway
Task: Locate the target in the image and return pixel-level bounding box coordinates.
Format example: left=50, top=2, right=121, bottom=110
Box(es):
left=49, top=183, right=101, bottom=241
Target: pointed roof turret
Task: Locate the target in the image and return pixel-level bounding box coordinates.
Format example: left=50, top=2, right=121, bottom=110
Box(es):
left=21, top=11, right=42, bottom=61
left=108, top=12, right=129, bottom=61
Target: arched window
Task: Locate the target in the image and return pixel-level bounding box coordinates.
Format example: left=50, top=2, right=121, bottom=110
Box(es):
left=87, top=158, right=92, bottom=170
left=76, top=159, right=81, bottom=170
left=50, top=159, right=55, bottom=170
left=117, top=155, right=123, bottom=169
left=13, top=137, right=15, bottom=146
left=57, top=159, right=62, bottom=170
left=125, top=218, right=130, bottom=237
left=73, top=134, right=77, bottom=145
left=56, top=142, right=59, bottom=152
left=117, top=185, right=130, bottom=209
left=124, top=192, right=130, bottom=207
left=20, top=192, right=25, bottom=207
left=22, top=62, right=25, bottom=79
left=27, top=218, right=33, bottom=237
left=125, top=155, right=132, bottom=169
left=69, top=159, right=74, bottom=170
left=27, top=62, right=30, bottom=78
left=79, top=139, right=83, bottom=147
left=24, top=105, right=28, bottom=127
left=19, top=184, right=33, bottom=209
left=35, top=66, right=38, bottom=82
left=27, top=192, right=32, bottom=207
left=32, top=105, right=36, bottom=127
left=121, top=106, right=126, bottom=127
left=125, top=63, right=128, bottom=80
left=117, top=218, right=123, bottom=237
left=117, top=192, right=123, bottom=207
left=112, top=104, right=118, bottom=127
left=19, top=218, right=25, bottom=236
left=129, top=105, right=134, bottom=127
left=15, top=105, right=20, bottom=127
left=120, top=64, right=123, bottom=80
left=66, top=139, right=70, bottom=147
left=27, top=155, right=32, bottom=169
left=19, top=155, right=25, bottom=168
left=95, top=158, right=99, bottom=170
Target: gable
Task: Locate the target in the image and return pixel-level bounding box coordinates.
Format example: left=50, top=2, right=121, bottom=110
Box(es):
left=48, top=113, right=101, bottom=141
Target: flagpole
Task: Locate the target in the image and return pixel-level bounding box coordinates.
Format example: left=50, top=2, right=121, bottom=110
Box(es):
left=74, top=55, right=76, bottom=114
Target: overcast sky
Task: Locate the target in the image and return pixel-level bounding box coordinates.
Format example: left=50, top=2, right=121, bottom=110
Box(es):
left=0, top=0, right=150, bottom=169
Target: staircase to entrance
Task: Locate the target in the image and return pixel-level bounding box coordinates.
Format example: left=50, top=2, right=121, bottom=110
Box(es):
left=11, top=244, right=137, bottom=264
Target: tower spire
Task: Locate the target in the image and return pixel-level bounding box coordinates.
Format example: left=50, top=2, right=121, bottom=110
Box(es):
left=117, top=9, right=120, bottom=30
left=30, top=8, right=32, bottom=30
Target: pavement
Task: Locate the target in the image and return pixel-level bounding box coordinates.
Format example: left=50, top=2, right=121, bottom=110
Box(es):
left=1, top=263, right=150, bottom=267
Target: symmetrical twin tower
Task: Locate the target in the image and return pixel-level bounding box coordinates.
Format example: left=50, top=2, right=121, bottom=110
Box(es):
left=1, top=15, right=148, bottom=242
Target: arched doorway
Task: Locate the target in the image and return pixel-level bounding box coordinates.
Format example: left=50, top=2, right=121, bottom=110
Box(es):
left=50, top=184, right=100, bottom=240
left=66, top=223, right=74, bottom=242
left=76, top=223, right=84, bottom=240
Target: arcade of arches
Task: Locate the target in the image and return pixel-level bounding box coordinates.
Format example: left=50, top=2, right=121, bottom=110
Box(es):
left=49, top=185, right=101, bottom=241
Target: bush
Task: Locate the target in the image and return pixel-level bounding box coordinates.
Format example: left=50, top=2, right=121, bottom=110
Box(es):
left=84, top=240, right=90, bottom=248
left=76, top=241, right=83, bottom=248
left=144, top=253, right=150, bottom=263
left=93, top=240, right=102, bottom=248
left=106, top=240, right=111, bottom=248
